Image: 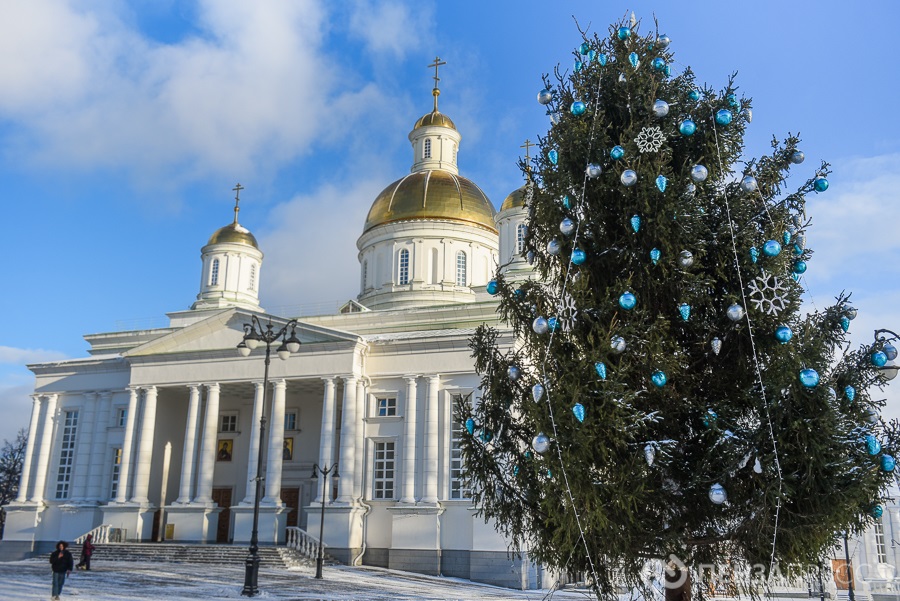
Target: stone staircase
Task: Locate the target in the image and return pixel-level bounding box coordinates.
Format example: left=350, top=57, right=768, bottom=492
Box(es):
left=68, top=542, right=312, bottom=570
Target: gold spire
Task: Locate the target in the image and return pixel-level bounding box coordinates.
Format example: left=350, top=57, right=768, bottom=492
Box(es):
left=232, top=183, right=244, bottom=224
left=428, top=56, right=446, bottom=111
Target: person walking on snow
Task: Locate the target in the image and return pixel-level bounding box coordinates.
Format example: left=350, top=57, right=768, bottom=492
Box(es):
left=76, top=533, right=95, bottom=570
left=49, top=540, right=74, bottom=600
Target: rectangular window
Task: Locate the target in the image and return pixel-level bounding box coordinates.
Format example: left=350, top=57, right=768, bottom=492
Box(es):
left=109, top=447, right=122, bottom=499
left=55, top=410, right=79, bottom=499
left=456, top=251, right=467, bottom=286
left=220, top=413, right=238, bottom=433
left=450, top=394, right=470, bottom=499
left=376, top=397, right=397, bottom=417
left=373, top=441, right=396, bottom=500
left=115, top=407, right=127, bottom=427
left=285, top=411, right=297, bottom=431
left=398, top=250, right=409, bottom=285
left=875, top=520, right=887, bottom=564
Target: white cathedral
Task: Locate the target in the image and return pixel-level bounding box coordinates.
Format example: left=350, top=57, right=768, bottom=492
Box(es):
left=0, top=80, right=540, bottom=588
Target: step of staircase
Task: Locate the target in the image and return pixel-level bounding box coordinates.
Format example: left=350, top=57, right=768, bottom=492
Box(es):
left=68, top=543, right=307, bottom=570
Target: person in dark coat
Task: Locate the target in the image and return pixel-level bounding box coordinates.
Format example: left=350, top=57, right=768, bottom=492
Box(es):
left=49, top=540, right=74, bottom=600
left=76, top=533, right=95, bottom=570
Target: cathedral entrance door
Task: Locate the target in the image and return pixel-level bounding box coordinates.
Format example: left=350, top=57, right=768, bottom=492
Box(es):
left=281, top=488, right=300, bottom=527
left=212, top=488, right=233, bottom=543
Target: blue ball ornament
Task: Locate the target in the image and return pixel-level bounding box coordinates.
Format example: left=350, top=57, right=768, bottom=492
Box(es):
left=610, top=145, right=625, bottom=160
left=486, top=280, right=499, bottom=295
left=793, top=261, right=807, bottom=274
left=679, top=119, right=697, bottom=136
left=570, top=101, right=587, bottom=116
left=537, top=89, right=553, bottom=105
left=651, top=370, right=668, bottom=387
left=871, top=505, right=885, bottom=518
left=703, top=409, right=718, bottom=428
left=652, top=57, right=666, bottom=71
left=619, top=291, right=637, bottom=310
left=727, top=93, right=738, bottom=107
left=762, top=240, right=782, bottom=257
left=866, top=435, right=882, bottom=456
left=689, top=90, right=701, bottom=102
left=617, top=27, right=631, bottom=40
left=882, top=455, right=896, bottom=472
left=872, top=351, right=888, bottom=367
left=715, top=109, right=733, bottom=125
left=571, top=249, right=586, bottom=265
left=799, top=368, right=820, bottom=388
left=775, top=326, right=793, bottom=344
left=814, top=176, right=829, bottom=192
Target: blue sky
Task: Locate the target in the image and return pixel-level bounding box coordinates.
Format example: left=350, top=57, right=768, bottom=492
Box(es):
left=2, top=0, right=900, bottom=443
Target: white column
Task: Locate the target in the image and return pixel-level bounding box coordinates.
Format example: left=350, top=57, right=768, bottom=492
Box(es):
left=16, top=395, right=43, bottom=503
left=241, top=381, right=266, bottom=504
left=353, top=379, right=366, bottom=500
left=400, top=376, right=419, bottom=503
left=423, top=375, right=440, bottom=504
left=114, top=388, right=140, bottom=504
left=263, top=379, right=286, bottom=504
left=175, top=385, right=201, bottom=504
left=70, top=392, right=97, bottom=501
left=29, top=394, right=59, bottom=503
left=335, top=377, right=356, bottom=503
left=195, top=383, right=220, bottom=504
left=131, top=386, right=158, bottom=504
left=86, top=391, right=112, bottom=502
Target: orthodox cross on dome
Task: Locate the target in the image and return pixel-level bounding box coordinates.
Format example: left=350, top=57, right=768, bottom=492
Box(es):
left=521, top=138, right=535, bottom=175
left=232, top=182, right=244, bottom=224
left=428, top=56, right=447, bottom=111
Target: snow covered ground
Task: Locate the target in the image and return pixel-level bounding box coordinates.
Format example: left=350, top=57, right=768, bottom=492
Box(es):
left=0, top=558, right=589, bottom=600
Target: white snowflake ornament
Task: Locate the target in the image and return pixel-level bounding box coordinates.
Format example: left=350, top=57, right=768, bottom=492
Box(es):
left=747, top=270, right=789, bottom=315
left=557, top=290, right=578, bottom=333
left=635, top=126, right=665, bottom=153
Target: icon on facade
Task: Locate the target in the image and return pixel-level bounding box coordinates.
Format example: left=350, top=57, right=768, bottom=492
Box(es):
left=283, top=437, right=293, bottom=461
left=217, top=439, right=233, bottom=462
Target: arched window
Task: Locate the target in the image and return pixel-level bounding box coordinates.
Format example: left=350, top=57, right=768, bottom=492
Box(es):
left=398, top=249, right=410, bottom=285
left=210, top=258, right=220, bottom=286
left=456, top=251, right=467, bottom=286
left=248, top=264, right=256, bottom=291
left=424, top=138, right=432, bottom=159
left=362, top=260, right=368, bottom=289
left=516, top=223, right=527, bottom=254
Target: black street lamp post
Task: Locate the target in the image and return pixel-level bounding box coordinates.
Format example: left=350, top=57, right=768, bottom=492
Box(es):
left=310, top=462, right=339, bottom=579
left=843, top=532, right=855, bottom=601
left=237, top=316, right=301, bottom=597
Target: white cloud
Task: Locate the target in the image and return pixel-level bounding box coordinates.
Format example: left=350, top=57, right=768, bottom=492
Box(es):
left=0, top=346, right=67, bottom=365
left=0, top=371, right=36, bottom=444
left=346, top=0, right=432, bottom=58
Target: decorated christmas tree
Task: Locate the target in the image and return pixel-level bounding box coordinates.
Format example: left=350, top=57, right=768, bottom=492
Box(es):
left=460, top=17, right=900, bottom=600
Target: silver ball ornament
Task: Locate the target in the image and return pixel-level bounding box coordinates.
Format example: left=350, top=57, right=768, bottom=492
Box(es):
left=709, top=483, right=727, bottom=504
left=652, top=99, right=669, bottom=118
left=532, top=433, right=551, bottom=454
left=585, top=163, right=602, bottom=179
left=726, top=304, right=745, bottom=322
left=537, top=88, right=553, bottom=105
left=533, top=317, right=549, bottom=335
left=740, top=175, right=758, bottom=193
left=657, top=34, right=671, bottom=48
left=611, top=336, right=627, bottom=354
left=507, top=365, right=521, bottom=381
left=621, top=170, right=638, bottom=187
left=677, top=250, right=694, bottom=268
left=690, top=164, right=709, bottom=183
left=560, top=217, right=576, bottom=236
left=790, top=151, right=805, bottom=164
left=547, top=239, right=561, bottom=256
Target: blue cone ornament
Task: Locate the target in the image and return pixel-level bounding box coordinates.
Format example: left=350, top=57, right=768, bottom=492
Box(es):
left=617, top=27, right=631, bottom=40
left=845, top=385, right=856, bottom=402
left=793, top=261, right=807, bottom=274
left=652, top=57, right=665, bottom=71
left=740, top=175, right=758, bottom=193
left=689, top=89, right=701, bottom=101
left=885, top=343, right=898, bottom=361
left=480, top=429, right=492, bottom=443
left=548, top=317, right=559, bottom=332
left=791, top=150, right=805, bottom=164
left=586, top=163, right=602, bottom=178
left=570, top=101, right=587, bottom=116
left=560, top=217, right=576, bottom=236
left=715, top=110, right=733, bottom=125
left=610, top=145, right=625, bottom=160
left=562, top=195, right=572, bottom=209
left=629, top=52, right=640, bottom=68
left=621, top=170, right=638, bottom=187
left=814, top=176, right=829, bottom=192
left=574, top=60, right=582, bottom=73
left=537, top=89, right=553, bottom=105
left=882, top=455, right=896, bottom=472
left=783, top=231, right=792, bottom=246
left=611, top=336, right=627, bottom=354
left=762, top=240, right=782, bottom=257
left=548, top=149, right=558, bottom=165
left=579, top=42, right=590, bottom=55
left=547, top=239, right=561, bottom=255
left=726, top=304, right=745, bottom=322
left=656, top=175, right=667, bottom=193
left=799, top=368, right=820, bottom=388
left=793, top=244, right=803, bottom=256
left=533, top=317, right=549, bottom=335
left=486, top=280, right=499, bottom=295
left=727, top=93, right=738, bottom=107
left=532, top=433, right=550, bottom=454
left=872, top=505, right=885, bottom=519
left=679, top=303, right=691, bottom=321
left=531, top=383, right=544, bottom=403
left=840, top=317, right=850, bottom=333
left=872, top=351, right=889, bottom=367
left=571, top=249, right=586, bottom=265
left=651, top=370, right=668, bottom=387
left=679, top=119, right=697, bottom=136
left=866, top=435, right=882, bottom=456
left=657, top=34, right=671, bottom=48
left=703, top=409, right=718, bottom=428
left=572, top=403, right=585, bottom=423
left=465, top=418, right=475, bottom=435
left=619, top=291, right=637, bottom=310
left=630, top=214, right=641, bottom=233
left=650, top=248, right=661, bottom=265
left=750, top=246, right=759, bottom=264
left=709, top=483, right=727, bottom=504
left=598, top=53, right=608, bottom=66
left=775, top=326, right=793, bottom=344
left=588, top=50, right=597, bottom=63
left=652, top=99, right=669, bottom=118
left=595, top=362, right=607, bottom=380
left=664, top=65, right=671, bottom=77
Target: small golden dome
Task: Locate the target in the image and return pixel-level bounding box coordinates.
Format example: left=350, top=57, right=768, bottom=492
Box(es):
left=414, top=110, right=456, bottom=131
left=364, top=170, right=496, bottom=233
left=208, top=222, right=259, bottom=249
left=500, top=183, right=530, bottom=212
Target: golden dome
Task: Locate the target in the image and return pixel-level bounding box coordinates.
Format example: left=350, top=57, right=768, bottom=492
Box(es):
left=500, top=182, right=534, bottom=212
left=414, top=109, right=456, bottom=131
left=364, top=170, right=497, bottom=233
left=208, top=222, right=259, bottom=249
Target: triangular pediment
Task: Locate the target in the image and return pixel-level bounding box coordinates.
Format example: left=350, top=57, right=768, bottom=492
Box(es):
left=124, top=308, right=361, bottom=357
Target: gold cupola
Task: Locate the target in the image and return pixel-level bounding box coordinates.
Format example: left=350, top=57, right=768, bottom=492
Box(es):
left=208, top=185, right=259, bottom=249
